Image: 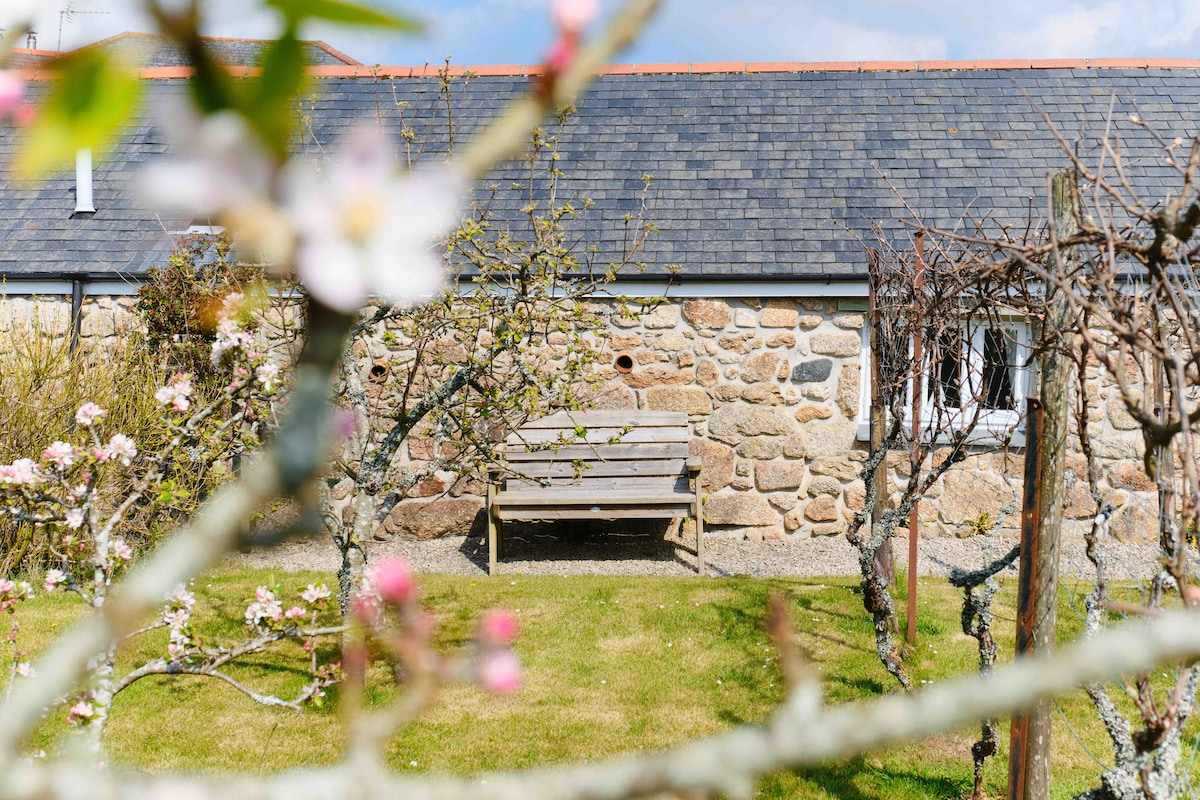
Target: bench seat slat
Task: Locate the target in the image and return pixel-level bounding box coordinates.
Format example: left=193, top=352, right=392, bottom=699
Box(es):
left=517, top=410, right=687, bottom=429
left=495, top=491, right=693, bottom=506
left=512, top=460, right=689, bottom=479
left=504, top=443, right=688, bottom=462
left=504, top=476, right=690, bottom=493
left=507, top=427, right=689, bottom=446
left=496, top=506, right=690, bottom=521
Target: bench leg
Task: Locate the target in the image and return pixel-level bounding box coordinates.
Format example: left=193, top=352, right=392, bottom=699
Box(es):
left=488, top=511, right=500, bottom=576
left=695, top=496, right=705, bottom=576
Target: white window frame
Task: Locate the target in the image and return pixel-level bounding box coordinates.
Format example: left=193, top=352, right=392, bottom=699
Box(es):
left=855, top=316, right=1031, bottom=446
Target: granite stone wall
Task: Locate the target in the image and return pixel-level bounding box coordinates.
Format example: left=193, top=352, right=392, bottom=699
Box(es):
left=4, top=292, right=1162, bottom=544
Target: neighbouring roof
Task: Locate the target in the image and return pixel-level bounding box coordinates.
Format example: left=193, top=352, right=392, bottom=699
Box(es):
left=1, top=59, right=1197, bottom=281
left=5, top=32, right=359, bottom=70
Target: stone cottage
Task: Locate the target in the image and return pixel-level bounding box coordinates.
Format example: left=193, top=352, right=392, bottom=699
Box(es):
left=3, top=46, right=1193, bottom=544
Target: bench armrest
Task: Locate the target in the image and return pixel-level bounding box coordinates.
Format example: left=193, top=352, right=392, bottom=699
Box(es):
left=685, top=456, right=703, bottom=475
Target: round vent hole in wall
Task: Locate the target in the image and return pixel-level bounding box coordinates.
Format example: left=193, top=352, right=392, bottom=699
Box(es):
left=614, top=353, right=635, bottom=373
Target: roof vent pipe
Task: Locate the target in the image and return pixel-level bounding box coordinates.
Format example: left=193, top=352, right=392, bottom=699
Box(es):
left=75, top=148, right=95, bottom=214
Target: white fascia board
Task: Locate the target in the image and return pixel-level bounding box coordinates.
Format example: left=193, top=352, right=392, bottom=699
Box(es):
left=1, top=278, right=144, bottom=296
left=602, top=279, right=868, bottom=298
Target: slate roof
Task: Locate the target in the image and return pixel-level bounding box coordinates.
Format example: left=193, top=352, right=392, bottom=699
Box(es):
left=2, top=60, right=1198, bottom=281
left=74, top=32, right=360, bottom=68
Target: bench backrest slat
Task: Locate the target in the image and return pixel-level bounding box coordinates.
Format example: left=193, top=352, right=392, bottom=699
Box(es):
left=502, top=411, right=690, bottom=477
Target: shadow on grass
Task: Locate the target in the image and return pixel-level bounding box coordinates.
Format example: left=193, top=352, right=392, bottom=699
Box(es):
left=761, top=759, right=967, bottom=800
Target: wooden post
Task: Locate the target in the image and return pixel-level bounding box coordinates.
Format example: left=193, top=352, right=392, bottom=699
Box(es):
left=1008, top=171, right=1075, bottom=800
left=907, top=231, right=925, bottom=643
left=868, top=250, right=895, bottom=586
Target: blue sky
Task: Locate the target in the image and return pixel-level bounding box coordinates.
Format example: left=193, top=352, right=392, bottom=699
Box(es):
left=30, top=0, right=1200, bottom=65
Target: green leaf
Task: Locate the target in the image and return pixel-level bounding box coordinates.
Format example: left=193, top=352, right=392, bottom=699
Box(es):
left=18, top=50, right=141, bottom=180
left=247, top=29, right=309, bottom=155
left=265, top=0, right=423, bottom=31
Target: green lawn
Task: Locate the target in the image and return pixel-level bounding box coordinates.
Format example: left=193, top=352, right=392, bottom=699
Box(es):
left=13, top=569, right=1190, bottom=799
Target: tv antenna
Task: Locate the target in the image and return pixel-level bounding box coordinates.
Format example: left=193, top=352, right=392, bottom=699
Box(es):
left=58, top=3, right=110, bottom=52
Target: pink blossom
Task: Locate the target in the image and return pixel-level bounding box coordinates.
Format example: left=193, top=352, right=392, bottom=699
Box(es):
left=75, top=403, right=106, bottom=427
left=301, top=583, right=331, bottom=605
left=67, top=701, right=95, bottom=725
left=0, top=458, right=39, bottom=487
left=44, top=569, right=66, bottom=591
left=479, top=609, right=519, bottom=645
left=550, top=0, right=597, bottom=33
left=168, top=584, right=196, bottom=609
left=479, top=650, right=521, bottom=694
left=370, top=556, right=416, bottom=605
left=154, top=385, right=176, bottom=405
left=0, top=579, right=14, bottom=595
left=111, top=538, right=133, bottom=561
left=256, top=361, right=280, bottom=391
left=284, top=128, right=460, bottom=312
left=42, top=441, right=75, bottom=468
left=106, top=434, right=137, bottom=466
left=0, top=71, right=24, bottom=117
left=284, top=606, right=306, bottom=620
left=64, top=508, right=84, bottom=529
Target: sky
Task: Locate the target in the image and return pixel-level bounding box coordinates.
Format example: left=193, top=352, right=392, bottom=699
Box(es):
left=24, top=0, right=1200, bottom=66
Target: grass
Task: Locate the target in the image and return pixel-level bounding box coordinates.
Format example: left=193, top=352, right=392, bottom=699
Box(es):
left=13, top=568, right=1197, bottom=799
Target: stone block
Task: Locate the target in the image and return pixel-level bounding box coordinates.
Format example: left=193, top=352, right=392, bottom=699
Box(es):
left=741, top=351, right=781, bottom=383
left=804, top=496, right=840, bottom=522
left=782, top=433, right=807, bottom=458
left=690, top=437, right=735, bottom=492
left=1111, top=460, right=1154, bottom=492
left=642, top=304, right=681, bottom=329
left=756, top=460, right=805, bottom=491
left=807, top=475, right=843, bottom=497
left=654, top=332, right=689, bottom=351
left=766, top=333, right=796, bottom=348
left=798, top=315, right=822, bottom=330
left=646, top=386, right=713, bottom=414
left=844, top=481, right=866, bottom=511
left=1107, top=395, right=1141, bottom=431
left=811, top=332, right=861, bottom=357
left=805, top=422, right=857, bottom=458
left=383, top=497, right=485, bottom=540
left=610, top=333, right=642, bottom=350
left=937, top=470, right=1014, bottom=524
left=696, top=359, right=719, bottom=387
left=713, top=384, right=741, bottom=401
left=719, top=332, right=759, bottom=355
left=682, top=299, right=731, bottom=330
left=784, top=509, right=802, bottom=531
left=833, top=314, right=864, bottom=330
left=809, top=457, right=860, bottom=480
left=792, top=358, right=833, bottom=383
left=704, top=492, right=779, bottom=526
left=761, top=306, right=799, bottom=328
left=734, top=308, right=758, bottom=328
left=794, top=404, right=834, bottom=423
left=621, top=367, right=694, bottom=388
left=677, top=352, right=695, bottom=368
left=707, top=405, right=796, bottom=443
left=836, top=364, right=861, bottom=418
left=737, top=437, right=784, bottom=460
left=741, top=384, right=785, bottom=405
left=768, top=492, right=799, bottom=510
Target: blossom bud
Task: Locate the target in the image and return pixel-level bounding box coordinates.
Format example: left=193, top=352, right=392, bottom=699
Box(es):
left=550, top=0, right=597, bottom=33
left=478, top=609, right=519, bottom=645
left=372, top=556, right=416, bottom=605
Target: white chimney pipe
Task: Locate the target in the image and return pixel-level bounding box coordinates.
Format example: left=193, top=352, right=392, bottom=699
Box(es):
left=75, top=148, right=95, bottom=214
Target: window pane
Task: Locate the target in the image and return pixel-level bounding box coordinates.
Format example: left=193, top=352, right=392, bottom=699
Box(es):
left=928, top=329, right=962, bottom=408
left=982, top=328, right=1014, bottom=410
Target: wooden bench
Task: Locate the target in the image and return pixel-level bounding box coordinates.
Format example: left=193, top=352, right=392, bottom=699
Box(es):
left=485, top=410, right=704, bottom=576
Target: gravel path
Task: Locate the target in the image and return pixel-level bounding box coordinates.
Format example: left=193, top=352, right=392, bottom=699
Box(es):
left=232, top=527, right=1187, bottom=581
